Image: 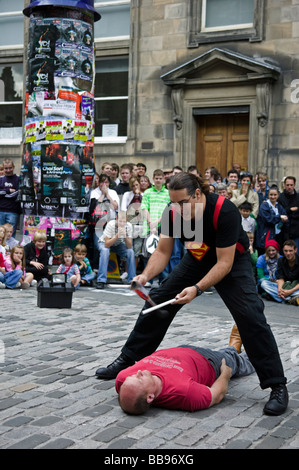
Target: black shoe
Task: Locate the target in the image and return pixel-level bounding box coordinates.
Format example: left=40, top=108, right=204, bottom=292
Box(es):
left=96, top=282, right=105, bottom=289
left=95, top=354, right=134, bottom=380
left=263, top=384, right=289, bottom=416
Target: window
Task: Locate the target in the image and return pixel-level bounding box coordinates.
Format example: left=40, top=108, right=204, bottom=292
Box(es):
left=0, top=0, right=24, bottom=48
left=0, top=2, right=25, bottom=143
left=188, top=0, right=264, bottom=46
left=94, top=57, right=129, bottom=141
left=202, top=0, right=254, bottom=31
left=0, top=63, right=23, bottom=142
left=94, top=0, right=131, bottom=40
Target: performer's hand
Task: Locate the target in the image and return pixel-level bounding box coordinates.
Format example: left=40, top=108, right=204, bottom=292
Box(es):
left=175, top=286, right=197, bottom=304
left=132, top=274, right=148, bottom=286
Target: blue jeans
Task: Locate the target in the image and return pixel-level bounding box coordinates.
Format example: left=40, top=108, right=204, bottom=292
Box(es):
left=182, top=345, right=255, bottom=378
left=81, top=271, right=96, bottom=284
left=260, top=278, right=299, bottom=303
left=97, top=241, right=136, bottom=283
left=1, top=269, right=23, bottom=289
left=0, top=212, right=19, bottom=237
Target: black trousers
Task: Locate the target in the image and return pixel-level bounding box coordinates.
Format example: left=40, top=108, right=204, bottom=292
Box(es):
left=122, top=250, right=286, bottom=390
left=26, top=266, right=50, bottom=281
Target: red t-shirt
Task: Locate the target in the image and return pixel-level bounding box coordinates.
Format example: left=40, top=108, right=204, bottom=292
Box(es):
left=0, top=252, right=4, bottom=268
left=115, top=347, right=216, bottom=411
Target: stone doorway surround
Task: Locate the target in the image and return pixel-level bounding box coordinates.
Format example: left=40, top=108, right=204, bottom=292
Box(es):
left=161, top=48, right=280, bottom=175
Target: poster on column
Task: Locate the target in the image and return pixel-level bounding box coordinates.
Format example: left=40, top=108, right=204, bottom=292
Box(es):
left=20, top=143, right=42, bottom=203
left=41, top=143, right=81, bottom=206
left=24, top=115, right=94, bottom=144
left=26, top=14, right=95, bottom=120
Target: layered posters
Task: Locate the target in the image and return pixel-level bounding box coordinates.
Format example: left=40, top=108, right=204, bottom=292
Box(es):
left=20, top=10, right=95, bottom=219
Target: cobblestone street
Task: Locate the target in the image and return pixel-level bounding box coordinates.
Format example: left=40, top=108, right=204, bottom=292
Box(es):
left=0, top=285, right=298, bottom=452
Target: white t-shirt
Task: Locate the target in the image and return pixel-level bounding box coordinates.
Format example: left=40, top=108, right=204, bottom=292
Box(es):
left=90, top=187, right=119, bottom=219
left=99, top=219, right=133, bottom=245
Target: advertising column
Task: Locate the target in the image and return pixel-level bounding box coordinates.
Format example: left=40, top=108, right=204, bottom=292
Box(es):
left=21, top=0, right=100, bottom=264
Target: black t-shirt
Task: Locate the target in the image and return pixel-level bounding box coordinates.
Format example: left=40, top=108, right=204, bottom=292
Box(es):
left=161, top=193, right=249, bottom=268
left=277, top=254, right=299, bottom=281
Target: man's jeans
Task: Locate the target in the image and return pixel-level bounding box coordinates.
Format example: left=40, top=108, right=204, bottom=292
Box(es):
left=260, top=279, right=299, bottom=303
left=182, top=345, right=255, bottom=378
left=0, top=212, right=19, bottom=237
left=97, top=241, right=136, bottom=283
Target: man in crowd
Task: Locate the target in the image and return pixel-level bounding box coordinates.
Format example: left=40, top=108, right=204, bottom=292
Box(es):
left=277, top=239, right=299, bottom=305
left=137, top=163, right=147, bottom=177
left=141, top=169, right=170, bottom=236
left=116, top=164, right=132, bottom=195
left=224, top=169, right=240, bottom=186
left=231, top=171, right=259, bottom=219
left=0, top=159, right=21, bottom=237
left=278, top=176, right=299, bottom=251
left=95, top=211, right=136, bottom=289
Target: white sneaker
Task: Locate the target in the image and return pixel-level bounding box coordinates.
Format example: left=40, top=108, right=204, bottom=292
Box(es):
left=21, top=282, right=30, bottom=289
left=120, top=272, right=128, bottom=280
left=30, top=280, right=37, bottom=286
left=0, top=282, right=6, bottom=289
left=15, top=282, right=21, bottom=288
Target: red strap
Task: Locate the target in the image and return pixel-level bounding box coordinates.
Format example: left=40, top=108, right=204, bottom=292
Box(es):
left=213, top=195, right=225, bottom=230
left=213, top=195, right=245, bottom=254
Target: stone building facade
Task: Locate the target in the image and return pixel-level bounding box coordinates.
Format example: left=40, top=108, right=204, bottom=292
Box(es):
left=1, top=1, right=299, bottom=184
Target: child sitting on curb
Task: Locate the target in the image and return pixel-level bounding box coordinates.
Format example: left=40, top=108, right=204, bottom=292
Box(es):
left=74, top=243, right=95, bottom=287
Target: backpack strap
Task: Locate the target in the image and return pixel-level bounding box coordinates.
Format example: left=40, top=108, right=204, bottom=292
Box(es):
left=213, top=195, right=245, bottom=254
left=213, top=195, right=225, bottom=230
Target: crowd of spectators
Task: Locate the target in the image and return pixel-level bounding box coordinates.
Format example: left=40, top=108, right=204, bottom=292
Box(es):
left=1, top=158, right=299, bottom=305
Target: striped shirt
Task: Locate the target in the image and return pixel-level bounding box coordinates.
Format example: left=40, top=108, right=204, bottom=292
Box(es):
left=141, top=185, right=170, bottom=234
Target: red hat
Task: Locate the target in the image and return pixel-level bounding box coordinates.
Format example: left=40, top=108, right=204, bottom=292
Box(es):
left=265, top=231, right=280, bottom=251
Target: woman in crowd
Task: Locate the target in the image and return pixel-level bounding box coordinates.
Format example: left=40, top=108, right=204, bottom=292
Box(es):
left=256, top=185, right=288, bottom=255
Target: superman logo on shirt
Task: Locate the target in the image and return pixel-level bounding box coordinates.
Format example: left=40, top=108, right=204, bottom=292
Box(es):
left=185, top=241, right=210, bottom=261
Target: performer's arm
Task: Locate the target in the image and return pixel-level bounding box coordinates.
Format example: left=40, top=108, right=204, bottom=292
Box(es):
left=176, top=244, right=236, bottom=304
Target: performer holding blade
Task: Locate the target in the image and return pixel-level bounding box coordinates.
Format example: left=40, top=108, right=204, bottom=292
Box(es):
left=96, top=172, right=288, bottom=417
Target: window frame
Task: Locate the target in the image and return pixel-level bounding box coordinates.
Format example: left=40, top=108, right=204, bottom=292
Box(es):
left=94, top=55, right=129, bottom=143
left=188, top=0, right=264, bottom=47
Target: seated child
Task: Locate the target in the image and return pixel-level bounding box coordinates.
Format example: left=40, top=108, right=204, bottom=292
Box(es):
left=3, top=223, right=19, bottom=250
left=0, top=225, right=9, bottom=256
left=4, top=245, right=34, bottom=289
left=56, top=247, right=81, bottom=289
left=74, top=243, right=95, bottom=286
left=239, top=202, right=256, bottom=233
left=24, top=230, right=51, bottom=283
left=0, top=251, right=5, bottom=288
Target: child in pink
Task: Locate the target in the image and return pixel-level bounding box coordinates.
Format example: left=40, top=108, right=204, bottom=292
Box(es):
left=4, top=245, right=34, bottom=289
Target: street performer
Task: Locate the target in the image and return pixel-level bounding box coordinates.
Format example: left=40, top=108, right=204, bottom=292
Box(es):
left=96, top=172, right=288, bottom=416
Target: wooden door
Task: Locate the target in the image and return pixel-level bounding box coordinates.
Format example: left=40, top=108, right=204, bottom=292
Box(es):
left=196, top=113, right=249, bottom=179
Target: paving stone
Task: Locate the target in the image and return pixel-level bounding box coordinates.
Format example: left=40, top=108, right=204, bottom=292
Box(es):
left=40, top=438, right=75, bottom=449
left=0, top=288, right=298, bottom=450
left=254, top=436, right=285, bottom=449
left=107, top=438, right=137, bottom=449
left=0, top=398, right=24, bottom=411
left=92, top=426, right=126, bottom=443
left=31, top=416, right=62, bottom=426
left=7, top=433, right=51, bottom=449
left=2, top=416, right=34, bottom=427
